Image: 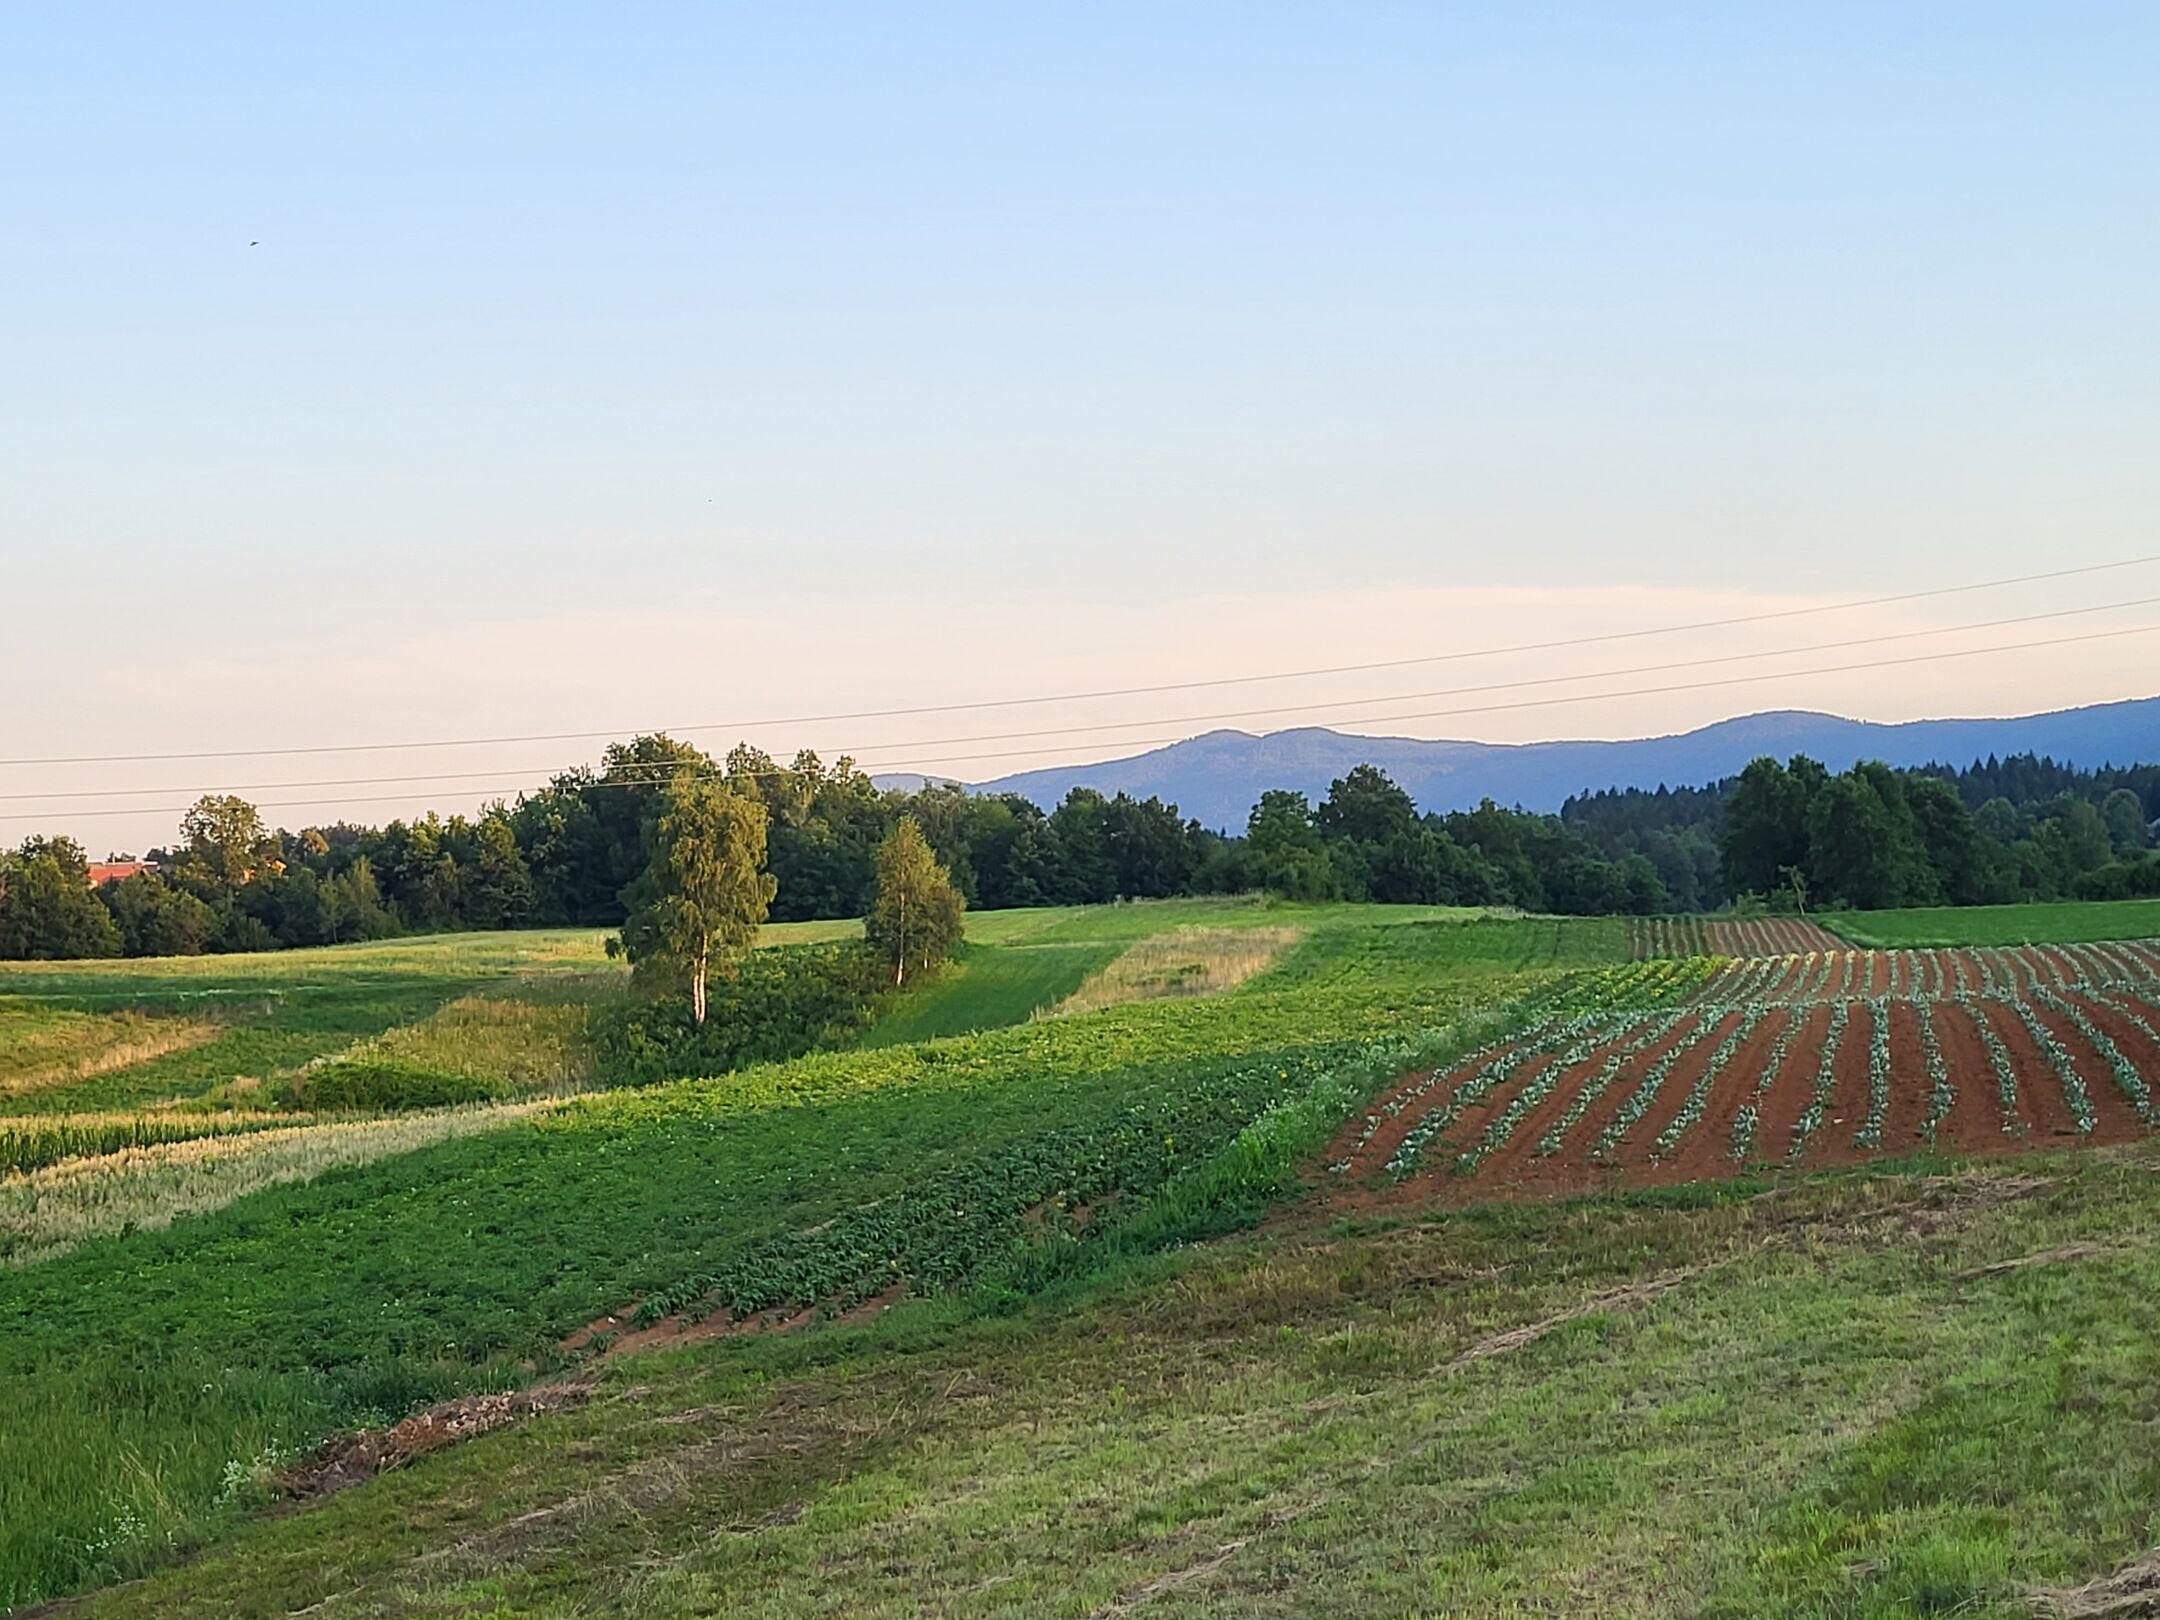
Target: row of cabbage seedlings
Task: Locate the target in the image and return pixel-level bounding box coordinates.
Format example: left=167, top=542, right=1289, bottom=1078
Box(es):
left=1360, top=943, right=2160, bottom=1181
left=1358, top=956, right=1756, bottom=1177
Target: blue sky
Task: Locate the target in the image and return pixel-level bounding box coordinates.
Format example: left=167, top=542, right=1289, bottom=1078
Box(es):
left=4, top=5, right=2158, bottom=847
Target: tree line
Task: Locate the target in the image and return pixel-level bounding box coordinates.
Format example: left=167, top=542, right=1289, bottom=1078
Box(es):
left=0, top=736, right=1665, bottom=960
left=1564, top=751, right=2160, bottom=911
left=8, top=738, right=2158, bottom=962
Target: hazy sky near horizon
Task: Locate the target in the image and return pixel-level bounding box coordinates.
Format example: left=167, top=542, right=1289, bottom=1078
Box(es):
left=5, top=4, right=2159, bottom=850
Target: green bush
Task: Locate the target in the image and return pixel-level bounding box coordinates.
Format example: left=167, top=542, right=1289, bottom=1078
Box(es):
left=289, top=1058, right=504, bottom=1111
left=590, top=942, right=883, bottom=1083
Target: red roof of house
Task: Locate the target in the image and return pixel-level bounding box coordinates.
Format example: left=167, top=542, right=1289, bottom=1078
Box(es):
left=85, top=861, right=156, bottom=886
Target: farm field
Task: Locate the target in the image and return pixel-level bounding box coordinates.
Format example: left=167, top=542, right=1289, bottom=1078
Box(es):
left=38, top=1137, right=2160, bottom=1619
left=1827, top=897, right=2160, bottom=950
left=1338, top=940, right=2160, bottom=1207
left=0, top=906, right=1554, bottom=1609
left=8, top=902, right=2160, bottom=1616
left=852, top=940, right=1118, bottom=1046
left=1627, top=914, right=1847, bottom=958
left=0, top=931, right=620, bottom=1117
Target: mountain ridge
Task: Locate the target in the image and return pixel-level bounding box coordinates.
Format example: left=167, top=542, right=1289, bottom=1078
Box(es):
left=874, top=695, right=2160, bottom=828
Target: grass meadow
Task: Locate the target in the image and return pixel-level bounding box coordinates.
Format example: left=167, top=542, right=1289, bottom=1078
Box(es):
left=43, top=1143, right=2160, bottom=1620
left=853, top=941, right=1118, bottom=1046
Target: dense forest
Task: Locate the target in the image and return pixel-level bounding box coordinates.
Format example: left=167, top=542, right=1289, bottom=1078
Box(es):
left=3, top=739, right=2157, bottom=960
left=1564, top=753, right=2160, bottom=911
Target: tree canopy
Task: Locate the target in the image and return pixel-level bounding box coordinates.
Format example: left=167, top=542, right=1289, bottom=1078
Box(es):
left=864, top=818, right=965, bottom=987
left=613, top=777, right=777, bottom=1024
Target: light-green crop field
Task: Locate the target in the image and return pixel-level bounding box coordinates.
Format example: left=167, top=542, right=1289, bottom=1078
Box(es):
left=1826, top=897, right=2160, bottom=949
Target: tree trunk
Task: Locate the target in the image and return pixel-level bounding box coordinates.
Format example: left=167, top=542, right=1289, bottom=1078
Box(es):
left=692, top=948, right=708, bottom=1025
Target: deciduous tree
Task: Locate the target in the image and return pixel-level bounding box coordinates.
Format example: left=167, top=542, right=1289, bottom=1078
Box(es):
left=615, top=778, right=777, bottom=1024
left=865, top=817, right=964, bottom=987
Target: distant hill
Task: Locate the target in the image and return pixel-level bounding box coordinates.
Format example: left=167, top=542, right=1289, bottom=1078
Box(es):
left=919, top=696, right=2160, bottom=829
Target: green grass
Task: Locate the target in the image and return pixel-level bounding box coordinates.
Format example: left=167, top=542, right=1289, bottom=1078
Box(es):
left=45, top=1144, right=2160, bottom=1619
left=967, top=895, right=1486, bottom=946
left=0, top=914, right=1563, bottom=1608
left=0, top=932, right=622, bottom=1116
left=12, top=906, right=2159, bottom=1616
left=1826, top=897, right=2160, bottom=949
left=853, top=941, right=1118, bottom=1047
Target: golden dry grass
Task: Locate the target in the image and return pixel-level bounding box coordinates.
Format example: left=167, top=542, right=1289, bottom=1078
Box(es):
left=0, top=1007, right=221, bottom=1100
left=1044, top=926, right=1304, bottom=1018
left=309, top=994, right=595, bottom=1096
left=0, top=1101, right=558, bottom=1266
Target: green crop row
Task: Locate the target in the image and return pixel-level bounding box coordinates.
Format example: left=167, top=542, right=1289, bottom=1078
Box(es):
left=1, top=1111, right=308, bottom=1177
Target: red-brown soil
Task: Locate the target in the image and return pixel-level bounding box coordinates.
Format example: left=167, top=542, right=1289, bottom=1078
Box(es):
left=1628, top=1006, right=1793, bottom=1186
left=2024, top=999, right=2147, bottom=1138
left=285, top=1384, right=590, bottom=1498
left=1329, top=943, right=2160, bottom=1210
left=565, top=1284, right=906, bottom=1362
left=1630, top=916, right=1847, bottom=961
left=1929, top=999, right=2024, bottom=1144
left=1876, top=998, right=1935, bottom=1151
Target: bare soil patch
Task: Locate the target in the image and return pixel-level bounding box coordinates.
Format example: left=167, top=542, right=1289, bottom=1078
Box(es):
left=284, top=1384, right=591, bottom=1500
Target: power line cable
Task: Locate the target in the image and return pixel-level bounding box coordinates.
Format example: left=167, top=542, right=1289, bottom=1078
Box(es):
left=8, top=589, right=2160, bottom=804
left=9, top=620, right=2155, bottom=823
left=4, top=553, right=2156, bottom=769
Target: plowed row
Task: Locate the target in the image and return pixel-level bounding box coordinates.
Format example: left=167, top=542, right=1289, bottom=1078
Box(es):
left=1628, top=915, right=1849, bottom=960
left=1335, top=940, right=2160, bottom=1206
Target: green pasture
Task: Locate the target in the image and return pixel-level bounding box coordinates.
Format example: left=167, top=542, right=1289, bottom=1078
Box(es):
left=853, top=941, right=1117, bottom=1047
left=1826, top=897, right=2160, bottom=949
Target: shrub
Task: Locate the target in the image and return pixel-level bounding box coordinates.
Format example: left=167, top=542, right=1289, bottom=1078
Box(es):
left=590, top=942, right=884, bottom=1083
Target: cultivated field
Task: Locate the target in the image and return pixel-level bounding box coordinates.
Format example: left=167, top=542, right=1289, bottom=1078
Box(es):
left=0, top=903, right=1540, bottom=1609
left=7, top=900, right=2160, bottom=1617
left=1627, top=913, right=1847, bottom=957
left=1339, top=940, right=2160, bottom=1205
